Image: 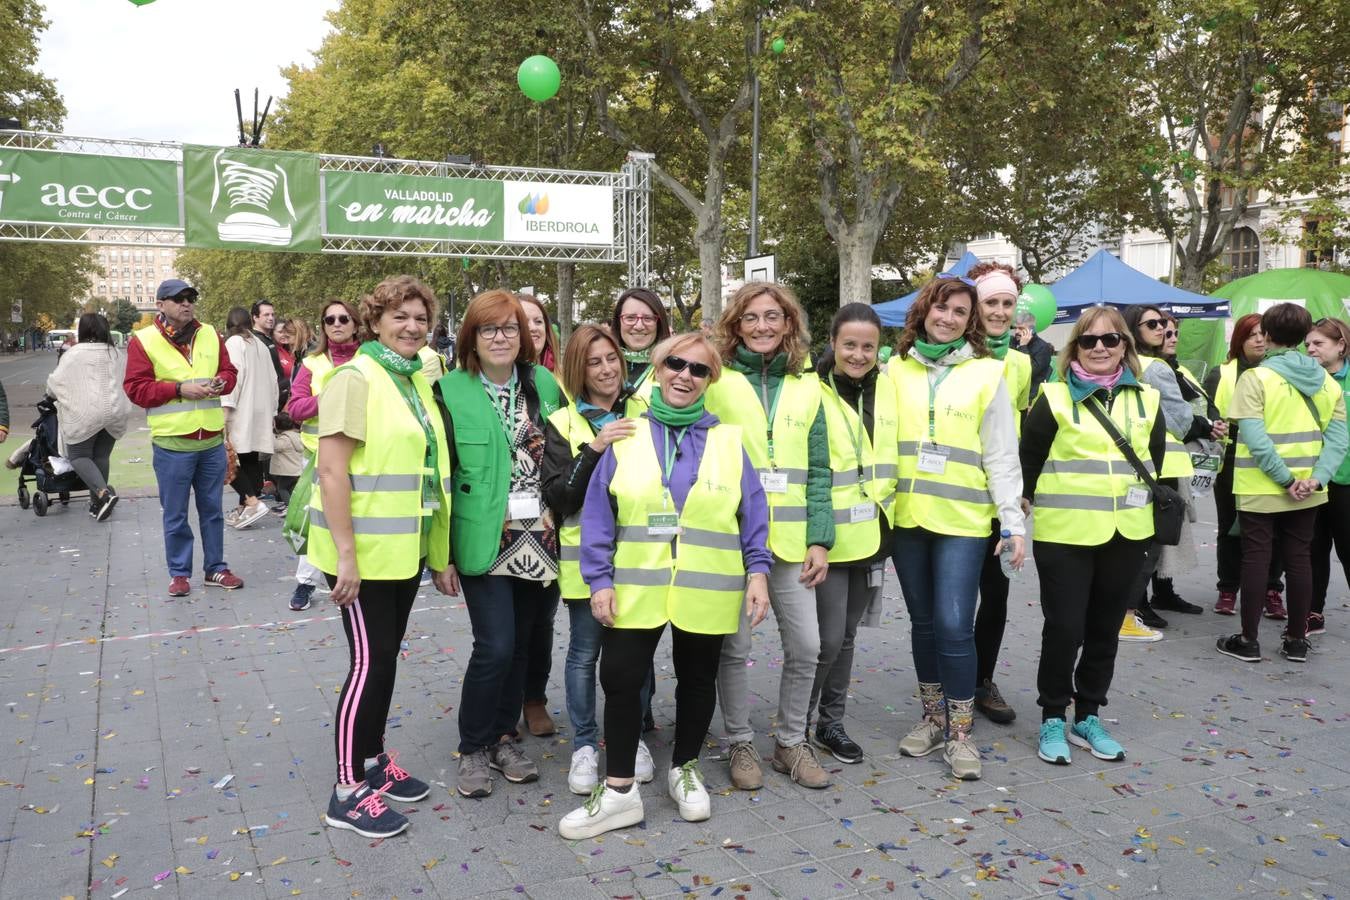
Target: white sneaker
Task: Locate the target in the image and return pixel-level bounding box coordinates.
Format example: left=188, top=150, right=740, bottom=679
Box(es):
left=558, top=784, right=644, bottom=840
left=568, top=746, right=599, bottom=795
left=234, top=502, right=270, bottom=529
left=667, top=761, right=710, bottom=822
left=635, top=740, right=655, bottom=784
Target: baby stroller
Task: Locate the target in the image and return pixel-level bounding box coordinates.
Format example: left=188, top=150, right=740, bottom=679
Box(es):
left=15, top=397, right=90, bottom=517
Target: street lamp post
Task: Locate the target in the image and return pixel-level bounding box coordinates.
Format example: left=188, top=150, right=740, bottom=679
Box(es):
left=748, top=15, right=762, bottom=259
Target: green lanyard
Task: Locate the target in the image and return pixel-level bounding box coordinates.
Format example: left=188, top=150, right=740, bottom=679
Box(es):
left=483, top=374, right=519, bottom=446
left=659, top=423, right=689, bottom=507
left=926, top=366, right=956, bottom=442
left=760, top=374, right=787, bottom=469
left=389, top=374, right=439, bottom=521
left=829, top=373, right=870, bottom=496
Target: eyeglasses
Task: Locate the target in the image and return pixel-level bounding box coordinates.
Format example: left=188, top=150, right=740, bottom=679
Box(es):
left=664, top=355, right=712, bottom=379
left=620, top=313, right=659, bottom=326
left=323, top=314, right=352, bottom=326
left=739, top=310, right=784, bottom=327
left=478, top=323, right=520, bottom=340
left=1140, top=317, right=1166, bottom=330
left=1076, top=332, right=1125, bottom=350
left=936, top=273, right=977, bottom=287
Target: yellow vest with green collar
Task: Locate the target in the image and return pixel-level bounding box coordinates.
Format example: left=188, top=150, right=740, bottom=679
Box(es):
left=1233, top=366, right=1339, bottom=496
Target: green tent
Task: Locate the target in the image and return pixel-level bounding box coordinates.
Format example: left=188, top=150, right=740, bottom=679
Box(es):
left=1178, top=269, right=1350, bottom=375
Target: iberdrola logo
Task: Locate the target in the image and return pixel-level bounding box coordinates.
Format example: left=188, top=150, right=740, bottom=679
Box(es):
left=518, top=192, right=550, bottom=215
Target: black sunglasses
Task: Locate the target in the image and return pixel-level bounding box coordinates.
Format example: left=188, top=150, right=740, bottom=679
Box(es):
left=1163, top=328, right=1177, bottom=338
left=163, top=295, right=196, bottom=305
left=324, top=314, right=352, bottom=326
left=1140, top=317, right=1166, bottom=330
left=664, top=355, right=712, bottom=379
left=1076, top=332, right=1125, bottom=350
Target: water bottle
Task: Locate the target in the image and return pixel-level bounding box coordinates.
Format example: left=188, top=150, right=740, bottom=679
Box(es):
left=998, top=529, right=1020, bottom=579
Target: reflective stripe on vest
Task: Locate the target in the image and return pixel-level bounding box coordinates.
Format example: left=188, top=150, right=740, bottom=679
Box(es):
left=821, top=373, right=899, bottom=562
left=703, top=369, right=822, bottom=561
left=548, top=402, right=600, bottom=600
left=307, top=354, right=452, bottom=578
left=298, top=354, right=337, bottom=454
left=135, top=324, right=224, bottom=437
left=1232, top=366, right=1338, bottom=496
left=1033, top=382, right=1160, bottom=546
left=608, top=422, right=746, bottom=634
left=889, top=355, right=1002, bottom=538
left=1142, top=357, right=1194, bottom=478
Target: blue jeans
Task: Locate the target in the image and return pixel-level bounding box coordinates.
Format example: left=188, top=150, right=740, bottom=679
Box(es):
left=152, top=442, right=227, bottom=578
left=890, top=526, right=986, bottom=701
left=564, top=599, right=653, bottom=750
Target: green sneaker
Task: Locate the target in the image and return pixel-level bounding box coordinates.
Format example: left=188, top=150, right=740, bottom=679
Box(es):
left=1068, top=715, right=1125, bottom=761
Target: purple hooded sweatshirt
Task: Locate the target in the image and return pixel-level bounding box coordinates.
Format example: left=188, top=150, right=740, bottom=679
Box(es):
left=580, top=410, right=772, bottom=593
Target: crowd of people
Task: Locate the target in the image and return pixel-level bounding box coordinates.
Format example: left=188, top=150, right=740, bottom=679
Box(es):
left=2, top=270, right=1347, bottom=845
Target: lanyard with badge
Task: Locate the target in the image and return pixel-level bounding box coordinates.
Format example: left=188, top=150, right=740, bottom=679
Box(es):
left=484, top=375, right=542, bottom=521
left=388, top=374, right=441, bottom=526
left=648, top=422, right=687, bottom=536
left=759, top=376, right=790, bottom=494
left=829, top=373, right=877, bottom=524
left=917, top=367, right=956, bottom=475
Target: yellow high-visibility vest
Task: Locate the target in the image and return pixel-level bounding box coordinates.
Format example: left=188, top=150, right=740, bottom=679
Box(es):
left=298, top=353, right=337, bottom=455
left=135, top=323, right=224, bottom=437
left=821, top=372, right=899, bottom=562
left=549, top=402, right=600, bottom=600
left=1233, top=366, right=1339, bottom=496
left=1214, top=359, right=1239, bottom=418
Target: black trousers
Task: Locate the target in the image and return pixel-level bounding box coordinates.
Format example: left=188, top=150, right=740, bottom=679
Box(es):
left=1214, top=459, right=1284, bottom=592
left=974, top=523, right=1009, bottom=684
left=1240, top=507, right=1316, bottom=642
left=325, top=565, right=421, bottom=784
left=599, top=623, right=723, bottom=778
left=232, top=450, right=265, bottom=503
left=1034, top=533, right=1149, bottom=722
left=1311, top=482, right=1350, bottom=614
left=524, top=588, right=561, bottom=703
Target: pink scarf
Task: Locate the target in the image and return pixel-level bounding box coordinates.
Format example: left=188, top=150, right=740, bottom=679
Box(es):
left=1070, top=360, right=1123, bottom=391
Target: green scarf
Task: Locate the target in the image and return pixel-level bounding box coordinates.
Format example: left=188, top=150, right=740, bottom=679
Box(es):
left=359, top=339, right=422, bottom=376
left=622, top=347, right=651, bottom=365
left=649, top=386, right=705, bottom=426
left=358, top=341, right=440, bottom=530
left=912, top=336, right=966, bottom=360
left=985, top=331, right=1011, bottom=360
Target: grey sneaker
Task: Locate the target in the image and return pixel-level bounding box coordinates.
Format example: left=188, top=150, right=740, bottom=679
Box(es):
left=488, top=740, right=539, bottom=784
left=456, top=748, right=493, bottom=798
left=899, top=718, right=944, bottom=757
left=944, top=735, right=982, bottom=780
left=728, top=740, right=763, bottom=790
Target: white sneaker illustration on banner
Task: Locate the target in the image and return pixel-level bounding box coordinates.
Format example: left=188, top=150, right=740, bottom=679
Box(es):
left=210, top=148, right=297, bottom=245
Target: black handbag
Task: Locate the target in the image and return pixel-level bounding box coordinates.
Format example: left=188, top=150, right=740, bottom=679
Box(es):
left=1083, top=398, right=1185, bottom=546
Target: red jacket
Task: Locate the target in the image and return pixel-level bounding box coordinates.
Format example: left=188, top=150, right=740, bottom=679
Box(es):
left=124, top=320, right=238, bottom=438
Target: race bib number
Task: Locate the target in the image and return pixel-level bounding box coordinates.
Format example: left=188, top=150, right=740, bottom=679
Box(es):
left=1189, top=451, right=1221, bottom=498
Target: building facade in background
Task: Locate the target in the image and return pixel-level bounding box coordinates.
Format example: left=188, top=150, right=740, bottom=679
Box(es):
left=86, top=230, right=180, bottom=313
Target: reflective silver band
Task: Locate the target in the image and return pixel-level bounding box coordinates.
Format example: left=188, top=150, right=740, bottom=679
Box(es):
left=897, top=441, right=982, bottom=468
left=310, top=508, right=422, bottom=534
left=147, top=397, right=222, bottom=416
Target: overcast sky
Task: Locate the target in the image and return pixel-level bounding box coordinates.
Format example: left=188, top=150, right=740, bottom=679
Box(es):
left=37, top=0, right=339, bottom=146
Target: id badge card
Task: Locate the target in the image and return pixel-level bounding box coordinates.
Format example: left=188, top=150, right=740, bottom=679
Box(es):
left=917, top=443, right=950, bottom=475
left=848, top=502, right=876, bottom=524
left=508, top=490, right=542, bottom=520
left=1124, top=486, right=1150, bottom=508
left=760, top=471, right=789, bottom=493
left=647, top=511, right=681, bottom=536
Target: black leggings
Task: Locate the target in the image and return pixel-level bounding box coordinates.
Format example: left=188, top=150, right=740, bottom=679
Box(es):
left=974, top=523, right=1008, bottom=684
left=1214, top=456, right=1284, bottom=592
left=326, top=565, right=421, bottom=785
left=599, top=623, right=723, bottom=778
left=233, top=451, right=265, bottom=503
left=1312, top=482, right=1350, bottom=614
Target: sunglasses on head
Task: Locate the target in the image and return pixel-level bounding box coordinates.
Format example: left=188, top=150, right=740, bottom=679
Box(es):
left=1076, top=332, right=1125, bottom=350
left=664, top=355, right=712, bottom=379
left=324, top=314, right=352, bottom=326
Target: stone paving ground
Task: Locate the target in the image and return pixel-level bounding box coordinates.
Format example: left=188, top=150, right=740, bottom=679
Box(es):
left=1, top=478, right=1349, bottom=900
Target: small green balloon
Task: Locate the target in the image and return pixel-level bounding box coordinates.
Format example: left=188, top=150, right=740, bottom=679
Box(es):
left=771, top=37, right=786, bottom=54
left=517, top=55, right=561, bottom=103
left=127, top=0, right=157, bottom=5
left=1016, top=284, right=1057, bottom=332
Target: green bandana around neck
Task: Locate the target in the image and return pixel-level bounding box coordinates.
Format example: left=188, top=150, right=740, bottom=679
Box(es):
left=649, top=386, right=705, bottom=426
left=913, top=336, right=967, bottom=361
left=985, top=331, right=1011, bottom=360
left=359, top=339, right=422, bottom=376
left=358, top=341, right=440, bottom=530
left=622, top=346, right=651, bottom=365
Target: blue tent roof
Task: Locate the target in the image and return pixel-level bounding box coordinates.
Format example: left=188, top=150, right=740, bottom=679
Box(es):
left=1048, top=249, right=1229, bottom=322
left=874, top=252, right=980, bottom=327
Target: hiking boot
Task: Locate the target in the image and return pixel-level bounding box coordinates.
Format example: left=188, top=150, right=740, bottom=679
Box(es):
left=771, top=742, right=831, bottom=789
left=456, top=749, right=493, bottom=798
left=1214, top=591, right=1237, bottom=615
left=488, top=739, right=539, bottom=783
left=205, top=569, right=244, bottom=590
left=168, top=576, right=191, bottom=597
left=1151, top=580, right=1202, bottom=614
left=364, top=751, right=430, bottom=802
left=635, top=739, right=655, bottom=784
left=813, top=723, right=863, bottom=764
left=974, top=678, right=1016, bottom=724
left=522, top=699, right=556, bottom=737
left=899, top=718, right=945, bottom=758
left=667, top=760, right=711, bottom=821
left=1216, top=633, right=1261, bottom=663
left=1068, top=715, right=1125, bottom=761
left=568, top=746, right=599, bottom=795
left=1119, top=614, right=1162, bottom=643
left=727, top=741, right=763, bottom=791
left=1037, top=718, right=1072, bottom=765
left=1306, top=612, right=1326, bottom=636
left=944, top=735, right=982, bottom=780
left=289, top=583, right=316, bottom=611
left=1279, top=637, right=1311, bottom=663
left=324, top=783, right=408, bottom=838
left=559, top=783, right=644, bottom=839
left=1264, top=590, right=1287, bottom=620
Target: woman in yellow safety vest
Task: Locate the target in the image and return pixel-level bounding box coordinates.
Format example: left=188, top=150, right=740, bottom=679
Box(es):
left=308, top=276, right=453, bottom=839
left=1306, top=317, right=1350, bottom=636
left=966, top=262, right=1032, bottom=727
left=704, top=282, right=834, bottom=791
left=558, top=332, right=771, bottom=840
left=610, top=287, right=672, bottom=406
left=541, top=323, right=658, bottom=796
left=1021, top=306, right=1166, bottom=767
left=284, top=298, right=360, bottom=612
left=1202, top=314, right=1285, bottom=616
left=807, top=303, right=899, bottom=765
left=887, top=275, right=1025, bottom=782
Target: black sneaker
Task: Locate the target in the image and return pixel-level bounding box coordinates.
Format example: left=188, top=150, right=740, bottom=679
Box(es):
left=1216, top=634, right=1261, bottom=663
left=323, top=783, right=408, bottom=838
left=1136, top=602, right=1168, bottom=629
left=289, top=583, right=316, bottom=612
left=1279, top=637, right=1310, bottom=663
left=365, top=751, right=430, bottom=802
left=94, top=488, right=119, bottom=522
left=814, top=723, right=863, bottom=764
left=1150, top=583, right=1203, bottom=615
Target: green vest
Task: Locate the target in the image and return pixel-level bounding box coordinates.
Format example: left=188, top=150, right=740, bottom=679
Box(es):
left=136, top=324, right=225, bottom=437
left=298, top=353, right=337, bottom=454
left=1233, top=366, right=1339, bottom=496
left=1033, top=382, right=1160, bottom=546
left=307, top=354, right=452, bottom=578
left=821, top=374, right=900, bottom=563
left=437, top=365, right=561, bottom=576
left=609, top=421, right=746, bottom=634
left=1141, top=357, right=1194, bottom=478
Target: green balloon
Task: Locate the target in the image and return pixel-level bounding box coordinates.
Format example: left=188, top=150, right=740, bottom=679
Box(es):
left=127, top=0, right=157, bottom=5
left=771, top=37, right=786, bottom=54
left=1016, top=284, right=1057, bottom=332
left=517, top=55, right=561, bottom=103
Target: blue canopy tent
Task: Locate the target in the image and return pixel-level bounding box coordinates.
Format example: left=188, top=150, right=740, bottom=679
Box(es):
left=874, top=251, right=980, bottom=327
left=1047, top=249, right=1230, bottom=324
